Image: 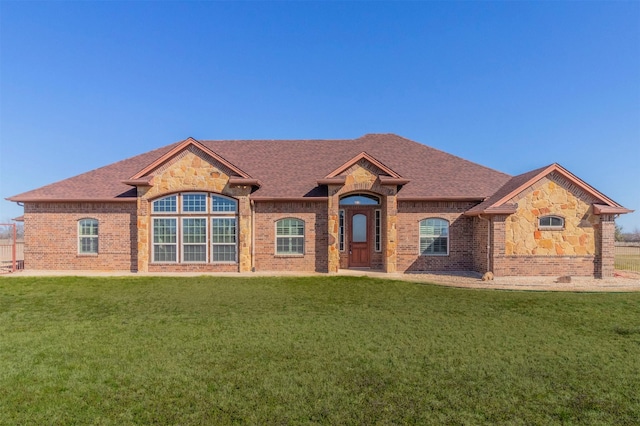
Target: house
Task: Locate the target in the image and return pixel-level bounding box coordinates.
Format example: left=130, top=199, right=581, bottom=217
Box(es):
left=7, top=134, right=632, bottom=278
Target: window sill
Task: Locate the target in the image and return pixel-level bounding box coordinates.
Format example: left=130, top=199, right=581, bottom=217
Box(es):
left=275, top=254, right=304, bottom=258
left=419, top=253, right=449, bottom=257
left=77, top=253, right=98, bottom=257
left=538, top=227, right=564, bottom=231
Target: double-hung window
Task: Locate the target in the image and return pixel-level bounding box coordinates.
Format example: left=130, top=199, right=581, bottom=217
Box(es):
left=276, top=218, right=304, bottom=255
left=419, top=218, right=449, bottom=255
left=150, top=193, right=238, bottom=264
left=78, top=218, right=99, bottom=254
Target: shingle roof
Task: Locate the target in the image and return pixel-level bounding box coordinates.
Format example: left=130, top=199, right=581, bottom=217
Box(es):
left=8, top=134, right=512, bottom=202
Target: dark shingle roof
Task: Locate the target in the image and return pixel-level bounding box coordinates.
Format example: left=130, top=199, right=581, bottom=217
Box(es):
left=8, top=134, right=512, bottom=202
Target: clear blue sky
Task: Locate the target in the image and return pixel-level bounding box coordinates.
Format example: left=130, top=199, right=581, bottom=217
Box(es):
left=1, top=1, right=639, bottom=230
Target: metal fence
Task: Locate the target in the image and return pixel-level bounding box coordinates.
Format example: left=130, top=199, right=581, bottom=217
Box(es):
left=0, top=223, right=24, bottom=273
left=615, top=243, right=640, bottom=273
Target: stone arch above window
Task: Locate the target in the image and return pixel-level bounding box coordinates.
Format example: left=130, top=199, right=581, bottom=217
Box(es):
left=419, top=218, right=449, bottom=256
left=538, top=215, right=564, bottom=230
left=339, top=193, right=380, bottom=205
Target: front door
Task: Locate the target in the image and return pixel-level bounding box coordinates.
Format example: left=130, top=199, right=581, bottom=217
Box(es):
left=349, top=210, right=370, bottom=267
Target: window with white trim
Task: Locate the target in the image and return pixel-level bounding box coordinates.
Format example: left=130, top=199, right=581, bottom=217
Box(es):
left=419, top=218, right=449, bottom=255
left=538, top=215, right=564, bottom=230
left=276, top=218, right=304, bottom=255
left=212, top=217, right=237, bottom=262
left=78, top=218, right=99, bottom=254
left=182, top=218, right=207, bottom=262
left=153, top=217, right=177, bottom=262
left=150, top=193, right=238, bottom=263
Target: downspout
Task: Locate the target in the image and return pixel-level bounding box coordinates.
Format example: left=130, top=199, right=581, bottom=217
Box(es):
left=250, top=199, right=255, bottom=272
left=479, top=215, right=491, bottom=272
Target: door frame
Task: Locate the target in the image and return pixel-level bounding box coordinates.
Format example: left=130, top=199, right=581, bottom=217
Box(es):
left=347, top=209, right=372, bottom=268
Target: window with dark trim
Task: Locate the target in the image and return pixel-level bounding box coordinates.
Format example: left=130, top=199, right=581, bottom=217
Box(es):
left=78, top=218, right=98, bottom=254
left=419, top=218, right=449, bottom=255
left=276, top=218, right=305, bottom=255
left=538, top=215, right=564, bottom=230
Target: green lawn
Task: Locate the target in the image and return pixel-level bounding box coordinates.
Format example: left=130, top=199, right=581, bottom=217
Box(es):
left=1, top=276, right=639, bottom=425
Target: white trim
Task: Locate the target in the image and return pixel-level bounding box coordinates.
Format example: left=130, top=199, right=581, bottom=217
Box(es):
left=77, top=218, right=99, bottom=255
left=339, top=209, right=345, bottom=252
left=152, top=216, right=178, bottom=263
left=181, top=192, right=208, bottom=214
left=275, top=217, right=305, bottom=255
left=418, top=217, right=450, bottom=256
left=211, top=216, right=238, bottom=264
left=374, top=209, right=381, bottom=252
left=181, top=216, right=208, bottom=263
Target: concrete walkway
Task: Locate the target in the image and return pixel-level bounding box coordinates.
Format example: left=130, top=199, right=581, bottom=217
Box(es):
left=3, top=268, right=640, bottom=292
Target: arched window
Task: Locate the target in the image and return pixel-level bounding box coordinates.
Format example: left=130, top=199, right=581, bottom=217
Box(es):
left=339, top=194, right=380, bottom=205
left=538, top=215, right=564, bottom=230
left=150, top=193, right=238, bottom=263
left=419, top=218, right=449, bottom=255
left=275, top=218, right=305, bottom=255
left=78, top=218, right=99, bottom=254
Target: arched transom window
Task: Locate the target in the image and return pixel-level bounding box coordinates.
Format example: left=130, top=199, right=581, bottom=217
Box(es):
left=538, top=215, right=564, bottom=230
left=151, top=193, right=238, bottom=263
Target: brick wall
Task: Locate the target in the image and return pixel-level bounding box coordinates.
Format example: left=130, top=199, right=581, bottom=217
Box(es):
left=24, top=202, right=137, bottom=271
left=397, top=201, right=476, bottom=272
left=254, top=201, right=328, bottom=272
left=493, top=255, right=596, bottom=276
left=472, top=216, right=489, bottom=273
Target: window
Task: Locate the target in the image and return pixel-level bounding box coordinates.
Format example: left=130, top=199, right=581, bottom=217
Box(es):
left=212, top=218, right=237, bottom=262
left=539, top=215, right=564, bottom=230
left=339, top=210, right=345, bottom=251
left=182, top=193, right=207, bottom=212
left=213, top=195, right=237, bottom=212
left=150, top=193, right=238, bottom=264
left=78, top=219, right=98, bottom=254
left=276, top=218, right=304, bottom=255
left=375, top=209, right=381, bottom=252
left=339, top=194, right=380, bottom=205
left=182, top=218, right=207, bottom=262
left=153, top=218, right=177, bottom=262
left=419, top=218, right=449, bottom=255
left=153, top=195, right=177, bottom=213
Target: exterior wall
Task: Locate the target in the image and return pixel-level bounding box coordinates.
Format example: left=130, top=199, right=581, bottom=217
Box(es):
left=472, top=216, right=490, bottom=274
left=253, top=201, right=328, bottom=272
left=506, top=174, right=598, bottom=256
left=338, top=205, right=385, bottom=270
left=23, top=202, right=137, bottom=271
left=495, top=172, right=604, bottom=277
left=397, top=201, right=476, bottom=272
left=327, top=160, right=399, bottom=273
left=137, top=146, right=252, bottom=273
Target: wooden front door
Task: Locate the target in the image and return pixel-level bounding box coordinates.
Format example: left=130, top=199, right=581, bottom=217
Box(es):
left=349, top=210, right=370, bottom=267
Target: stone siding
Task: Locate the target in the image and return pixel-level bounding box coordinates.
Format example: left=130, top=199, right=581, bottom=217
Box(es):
left=136, top=146, right=252, bottom=273
left=506, top=174, right=598, bottom=256
left=23, top=202, right=137, bottom=271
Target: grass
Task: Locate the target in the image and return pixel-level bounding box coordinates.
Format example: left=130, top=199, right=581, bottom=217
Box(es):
left=1, top=276, right=639, bottom=425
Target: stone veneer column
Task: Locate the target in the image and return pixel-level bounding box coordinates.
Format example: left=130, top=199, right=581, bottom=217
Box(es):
left=327, top=185, right=341, bottom=273
left=384, top=191, right=398, bottom=273
left=237, top=194, right=252, bottom=273
left=136, top=187, right=151, bottom=273
left=596, top=214, right=615, bottom=279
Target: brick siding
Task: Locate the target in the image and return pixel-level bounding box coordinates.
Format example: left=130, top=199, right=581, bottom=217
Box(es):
left=23, top=202, right=137, bottom=271
left=397, top=201, right=476, bottom=272
left=253, top=201, right=328, bottom=272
